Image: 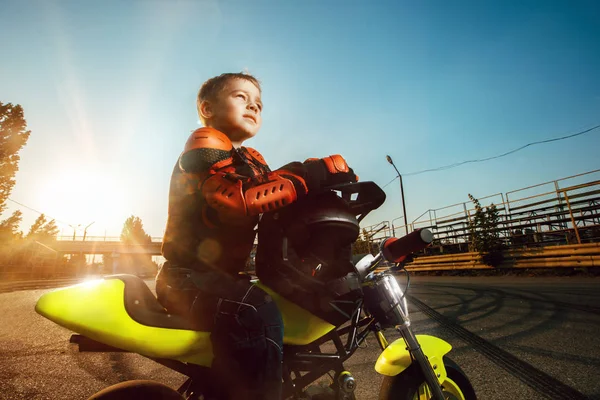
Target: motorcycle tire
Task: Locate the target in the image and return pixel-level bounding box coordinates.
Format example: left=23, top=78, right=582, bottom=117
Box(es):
left=87, top=380, right=185, bottom=400
left=378, top=357, right=477, bottom=400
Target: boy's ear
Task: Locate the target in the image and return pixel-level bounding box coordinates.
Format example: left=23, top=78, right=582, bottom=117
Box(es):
left=199, top=100, right=213, bottom=120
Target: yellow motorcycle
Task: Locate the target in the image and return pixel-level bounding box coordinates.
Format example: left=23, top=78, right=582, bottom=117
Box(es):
left=35, top=182, right=476, bottom=400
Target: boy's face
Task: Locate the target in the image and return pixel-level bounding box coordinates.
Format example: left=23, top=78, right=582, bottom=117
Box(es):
left=203, top=78, right=262, bottom=146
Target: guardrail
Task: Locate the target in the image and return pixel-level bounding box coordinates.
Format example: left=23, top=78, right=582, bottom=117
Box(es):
left=55, top=236, right=164, bottom=242
left=0, top=278, right=82, bottom=294
left=0, top=275, right=156, bottom=294
left=404, top=243, right=600, bottom=272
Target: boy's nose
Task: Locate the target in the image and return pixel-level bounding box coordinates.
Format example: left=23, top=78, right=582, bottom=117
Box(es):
left=247, top=102, right=258, bottom=112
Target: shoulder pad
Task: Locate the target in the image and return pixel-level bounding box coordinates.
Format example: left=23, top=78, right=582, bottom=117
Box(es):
left=184, top=127, right=233, bottom=153
left=180, top=128, right=233, bottom=173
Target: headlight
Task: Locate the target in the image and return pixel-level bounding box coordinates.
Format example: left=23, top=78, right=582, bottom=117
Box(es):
left=362, top=273, right=409, bottom=328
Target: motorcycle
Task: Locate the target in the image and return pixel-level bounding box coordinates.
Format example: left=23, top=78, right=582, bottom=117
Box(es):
left=35, top=181, right=476, bottom=400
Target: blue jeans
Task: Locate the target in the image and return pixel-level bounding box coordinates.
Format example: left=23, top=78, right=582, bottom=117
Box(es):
left=156, top=265, right=283, bottom=400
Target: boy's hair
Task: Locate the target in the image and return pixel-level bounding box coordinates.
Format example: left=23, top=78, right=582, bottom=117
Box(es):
left=197, top=72, right=261, bottom=121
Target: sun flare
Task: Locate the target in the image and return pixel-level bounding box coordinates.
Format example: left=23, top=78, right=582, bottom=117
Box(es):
left=36, top=169, right=131, bottom=238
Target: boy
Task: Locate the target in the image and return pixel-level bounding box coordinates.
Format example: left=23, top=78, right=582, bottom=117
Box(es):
left=156, top=72, right=357, bottom=399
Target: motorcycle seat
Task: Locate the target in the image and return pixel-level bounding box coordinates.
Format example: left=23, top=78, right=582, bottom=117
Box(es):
left=112, top=274, right=206, bottom=331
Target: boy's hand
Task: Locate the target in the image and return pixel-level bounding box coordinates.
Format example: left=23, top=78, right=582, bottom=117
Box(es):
left=303, top=155, right=358, bottom=191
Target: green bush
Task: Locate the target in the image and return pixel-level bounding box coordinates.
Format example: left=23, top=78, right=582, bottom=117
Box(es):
left=467, top=194, right=504, bottom=267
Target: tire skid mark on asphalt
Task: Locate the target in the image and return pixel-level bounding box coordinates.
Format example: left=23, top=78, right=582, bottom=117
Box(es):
left=417, top=283, right=600, bottom=316
left=507, top=293, right=600, bottom=316
left=409, top=295, right=589, bottom=400
left=410, top=287, right=501, bottom=320
left=410, top=286, right=507, bottom=326
left=475, top=286, right=600, bottom=316
left=502, top=343, right=600, bottom=368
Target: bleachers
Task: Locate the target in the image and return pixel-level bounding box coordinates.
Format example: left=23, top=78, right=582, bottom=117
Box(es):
left=361, top=170, right=600, bottom=255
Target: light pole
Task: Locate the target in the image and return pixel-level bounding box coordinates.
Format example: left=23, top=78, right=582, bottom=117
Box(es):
left=83, top=221, right=95, bottom=241
left=386, top=155, right=409, bottom=236
left=68, top=224, right=81, bottom=241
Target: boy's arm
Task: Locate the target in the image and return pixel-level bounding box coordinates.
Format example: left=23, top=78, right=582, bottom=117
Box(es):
left=179, top=128, right=357, bottom=224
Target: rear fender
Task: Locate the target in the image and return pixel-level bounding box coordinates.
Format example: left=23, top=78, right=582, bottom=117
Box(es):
left=35, top=278, right=213, bottom=366
left=375, top=334, right=452, bottom=384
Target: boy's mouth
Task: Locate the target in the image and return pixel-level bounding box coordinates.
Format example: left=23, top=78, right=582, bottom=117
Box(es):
left=243, top=114, right=256, bottom=123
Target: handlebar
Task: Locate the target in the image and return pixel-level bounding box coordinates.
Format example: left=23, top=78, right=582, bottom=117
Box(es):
left=355, top=229, right=434, bottom=280
left=381, top=229, right=433, bottom=263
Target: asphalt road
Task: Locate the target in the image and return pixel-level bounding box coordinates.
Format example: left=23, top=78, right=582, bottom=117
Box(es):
left=1, top=276, right=599, bottom=399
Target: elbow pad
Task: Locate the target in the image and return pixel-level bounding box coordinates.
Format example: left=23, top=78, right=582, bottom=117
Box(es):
left=202, top=174, right=298, bottom=220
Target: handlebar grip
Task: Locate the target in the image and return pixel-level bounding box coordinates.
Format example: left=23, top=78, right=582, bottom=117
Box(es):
left=381, top=229, right=434, bottom=263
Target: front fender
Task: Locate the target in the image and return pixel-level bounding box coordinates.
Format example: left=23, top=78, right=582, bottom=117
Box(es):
left=375, top=334, right=452, bottom=383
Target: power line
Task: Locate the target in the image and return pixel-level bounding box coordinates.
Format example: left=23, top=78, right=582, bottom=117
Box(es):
left=5, top=124, right=599, bottom=221
left=382, top=124, right=600, bottom=189
left=6, top=198, right=74, bottom=227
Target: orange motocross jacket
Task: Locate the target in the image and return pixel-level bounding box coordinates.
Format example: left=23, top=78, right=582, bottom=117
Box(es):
left=162, top=127, right=356, bottom=275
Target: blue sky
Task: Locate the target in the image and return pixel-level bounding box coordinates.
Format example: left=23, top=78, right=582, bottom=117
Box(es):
left=1, top=0, right=599, bottom=238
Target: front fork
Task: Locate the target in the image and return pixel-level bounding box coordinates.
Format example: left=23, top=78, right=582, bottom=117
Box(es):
left=375, top=322, right=447, bottom=400
left=397, top=324, right=447, bottom=400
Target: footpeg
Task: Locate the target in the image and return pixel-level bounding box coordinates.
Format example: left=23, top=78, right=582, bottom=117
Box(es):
left=337, top=371, right=356, bottom=399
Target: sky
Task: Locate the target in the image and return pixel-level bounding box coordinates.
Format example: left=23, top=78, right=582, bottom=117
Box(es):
left=1, top=0, right=599, bottom=240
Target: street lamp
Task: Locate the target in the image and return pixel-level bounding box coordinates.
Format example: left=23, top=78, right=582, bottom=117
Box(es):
left=68, top=224, right=81, bottom=241
left=83, top=221, right=95, bottom=242
left=386, top=155, right=409, bottom=235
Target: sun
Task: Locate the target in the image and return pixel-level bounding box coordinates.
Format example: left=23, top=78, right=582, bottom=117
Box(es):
left=36, top=168, right=131, bottom=238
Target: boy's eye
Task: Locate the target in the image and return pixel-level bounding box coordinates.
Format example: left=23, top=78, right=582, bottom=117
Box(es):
left=236, top=93, right=246, bottom=100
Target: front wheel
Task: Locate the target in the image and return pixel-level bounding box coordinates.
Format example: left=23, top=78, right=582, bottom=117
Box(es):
left=378, top=357, right=476, bottom=400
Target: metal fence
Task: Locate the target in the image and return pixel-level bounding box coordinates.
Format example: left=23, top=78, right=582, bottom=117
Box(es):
left=360, top=169, right=600, bottom=254
left=55, top=235, right=163, bottom=242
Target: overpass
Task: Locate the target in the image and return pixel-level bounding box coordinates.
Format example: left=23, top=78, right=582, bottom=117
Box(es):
left=52, top=240, right=162, bottom=255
